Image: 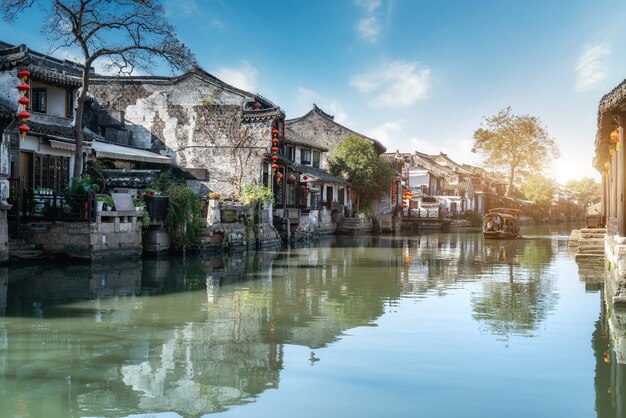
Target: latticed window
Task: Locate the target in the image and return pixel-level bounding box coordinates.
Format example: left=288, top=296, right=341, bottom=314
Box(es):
left=312, top=150, right=320, bottom=168
left=33, top=154, right=70, bottom=192
left=31, top=88, right=47, bottom=113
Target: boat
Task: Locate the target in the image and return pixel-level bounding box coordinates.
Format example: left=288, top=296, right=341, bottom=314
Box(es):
left=482, top=208, right=520, bottom=239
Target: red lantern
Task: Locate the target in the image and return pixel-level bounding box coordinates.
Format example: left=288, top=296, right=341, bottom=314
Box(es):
left=271, top=163, right=278, bottom=170
left=18, top=124, right=30, bottom=138
left=271, top=155, right=278, bottom=162
left=18, top=97, right=29, bottom=106
left=275, top=171, right=283, bottom=184
left=17, top=83, right=30, bottom=94
left=271, top=147, right=279, bottom=153
left=18, top=111, right=30, bottom=121
left=611, top=129, right=620, bottom=143
left=18, top=69, right=30, bottom=80
left=287, top=174, right=296, bottom=183
left=272, top=128, right=280, bottom=137
left=272, top=138, right=279, bottom=145
left=302, top=175, right=308, bottom=181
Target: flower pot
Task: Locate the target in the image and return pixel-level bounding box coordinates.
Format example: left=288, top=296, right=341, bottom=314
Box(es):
left=96, top=200, right=104, bottom=211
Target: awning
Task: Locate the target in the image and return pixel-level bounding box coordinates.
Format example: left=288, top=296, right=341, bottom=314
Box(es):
left=49, top=139, right=76, bottom=151
left=91, top=141, right=172, bottom=165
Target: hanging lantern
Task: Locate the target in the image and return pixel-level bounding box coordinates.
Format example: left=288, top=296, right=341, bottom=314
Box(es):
left=611, top=129, right=620, bottom=143
left=272, top=128, right=280, bottom=137
left=271, top=146, right=279, bottom=153
left=271, top=163, right=278, bottom=171
left=17, top=69, right=30, bottom=81
left=271, top=138, right=279, bottom=146
left=287, top=174, right=296, bottom=183
left=275, top=171, right=283, bottom=184
left=18, top=124, right=30, bottom=138
left=18, top=111, right=30, bottom=122
left=271, top=155, right=278, bottom=162
left=17, top=83, right=30, bottom=95
left=18, top=97, right=29, bottom=107
left=303, top=175, right=308, bottom=181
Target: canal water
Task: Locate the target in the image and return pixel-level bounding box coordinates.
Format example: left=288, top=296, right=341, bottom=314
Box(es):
left=0, top=226, right=618, bottom=417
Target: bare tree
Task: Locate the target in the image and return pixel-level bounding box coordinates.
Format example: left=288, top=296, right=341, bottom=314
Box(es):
left=197, top=101, right=267, bottom=200
left=1, top=0, right=196, bottom=178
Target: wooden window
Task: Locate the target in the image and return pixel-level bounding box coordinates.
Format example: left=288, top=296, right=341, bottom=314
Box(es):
left=65, top=89, right=75, bottom=119
left=284, top=145, right=295, bottom=161
left=312, top=150, right=321, bottom=168
left=31, top=88, right=47, bottom=113
left=301, top=148, right=311, bottom=165
left=33, top=154, right=70, bottom=192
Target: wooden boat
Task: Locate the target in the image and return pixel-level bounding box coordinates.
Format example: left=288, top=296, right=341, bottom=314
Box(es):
left=482, top=208, right=520, bottom=239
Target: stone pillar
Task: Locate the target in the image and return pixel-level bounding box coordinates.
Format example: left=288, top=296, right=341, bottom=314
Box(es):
left=618, top=118, right=625, bottom=236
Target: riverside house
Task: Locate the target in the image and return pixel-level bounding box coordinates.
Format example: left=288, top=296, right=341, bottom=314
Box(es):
left=593, top=77, right=626, bottom=306
left=282, top=104, right=387, bottom=235
left=0, top=41, right=146, bottom=260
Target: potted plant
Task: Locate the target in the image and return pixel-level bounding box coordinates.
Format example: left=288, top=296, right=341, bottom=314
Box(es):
left=133, top=199, right=145, bottom=211
left=96, top=195, right=106, bottom=211
left=101, top=195, right=114, bottom=211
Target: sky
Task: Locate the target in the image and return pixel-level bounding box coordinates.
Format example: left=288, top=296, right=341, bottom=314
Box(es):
left=1, top=0, right=624, bottom=184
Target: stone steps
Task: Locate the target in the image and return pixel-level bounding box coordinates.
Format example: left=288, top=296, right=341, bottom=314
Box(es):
left=574, top=228, right=606, bottom=260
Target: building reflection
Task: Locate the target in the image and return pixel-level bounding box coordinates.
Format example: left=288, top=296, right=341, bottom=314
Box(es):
left=595, top=265, right=626, bottom=418
left=0, top=239, right=406, bottom=417
left=0, top=232, right=568, bottom=417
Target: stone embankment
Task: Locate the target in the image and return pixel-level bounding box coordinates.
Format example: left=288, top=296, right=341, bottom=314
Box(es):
left=570, top=228, right=606, bottom=260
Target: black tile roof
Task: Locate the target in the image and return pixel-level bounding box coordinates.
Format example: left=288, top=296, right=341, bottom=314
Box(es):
left=0, top=41, right=86, bottom=86
left=273, top=154, right=349, bottom=185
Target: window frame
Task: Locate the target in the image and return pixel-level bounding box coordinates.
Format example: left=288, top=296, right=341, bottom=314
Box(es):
left=30, top=88, right=47, bottom=114
left=312, top=150, right=321, bottom=169
left=300, top=148, right=311, bottom=165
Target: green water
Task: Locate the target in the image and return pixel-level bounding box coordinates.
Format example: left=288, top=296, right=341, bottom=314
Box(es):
left=0, top=227, right=616, bottom=417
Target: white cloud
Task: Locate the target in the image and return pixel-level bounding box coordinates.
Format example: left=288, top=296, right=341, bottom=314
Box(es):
left=214, top=61, right=258, bottom=92
left=354, top=0, right=383, bottom=43
left=296, top=86, right=319, bottom=102
left=576, top=42, right=611, bottom=92
left=354, top=0, right=381, bottom=13
left=294, top=87, right=348, bottom=123
left=351, top=60, right=431, bottom=107
left=356, top=16, right=382, bottom=43
left=325, top=102, right=349, bottom=124
left=369, top=120, right=404, bottom=147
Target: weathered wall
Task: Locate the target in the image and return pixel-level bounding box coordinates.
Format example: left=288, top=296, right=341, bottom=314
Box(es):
left=23, top=216, right=142, bottom=260
left=90, top=75, right=273, bottom=198
left=287, top=110, right=384, bottom=167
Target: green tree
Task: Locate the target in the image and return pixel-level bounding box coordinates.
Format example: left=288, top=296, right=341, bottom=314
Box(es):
left=520, top=175, right=555, bottom=209
left=472, top=107, right=559, bottom=197
left=1, top=0, right=195, bottom=178
left=566, top=177, right=601, bottom=208
left=328, top=136, right=395, bottom=212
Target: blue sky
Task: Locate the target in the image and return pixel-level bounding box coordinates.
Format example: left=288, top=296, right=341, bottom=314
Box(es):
left=2, top=0, right=625, bottom=183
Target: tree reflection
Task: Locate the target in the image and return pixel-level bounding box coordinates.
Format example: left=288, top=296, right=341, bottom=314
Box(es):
left=0, top=240, right=404, bottom=418
left=472, top=237, right=559, bottom=338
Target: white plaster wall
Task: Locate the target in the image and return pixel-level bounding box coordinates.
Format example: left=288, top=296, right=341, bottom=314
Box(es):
left=0, top=70, right=19, bottom=110
left=31, top=82, right=68, bottom=117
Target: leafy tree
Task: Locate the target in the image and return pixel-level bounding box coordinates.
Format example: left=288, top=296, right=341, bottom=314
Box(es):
left=0, top=0, right=196, bottom=178
left=328, top=136, right=395, bottom=212
left=472, top=107, right=559, bottom=197
left=519, top=175, right=555, bottom=209
left=566, top=177, right=601, bottom=208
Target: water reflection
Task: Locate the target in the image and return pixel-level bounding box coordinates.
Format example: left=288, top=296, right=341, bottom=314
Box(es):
left=0, top=232, right=569, bottom=417
left=471, top=237, right=559, bottom=338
